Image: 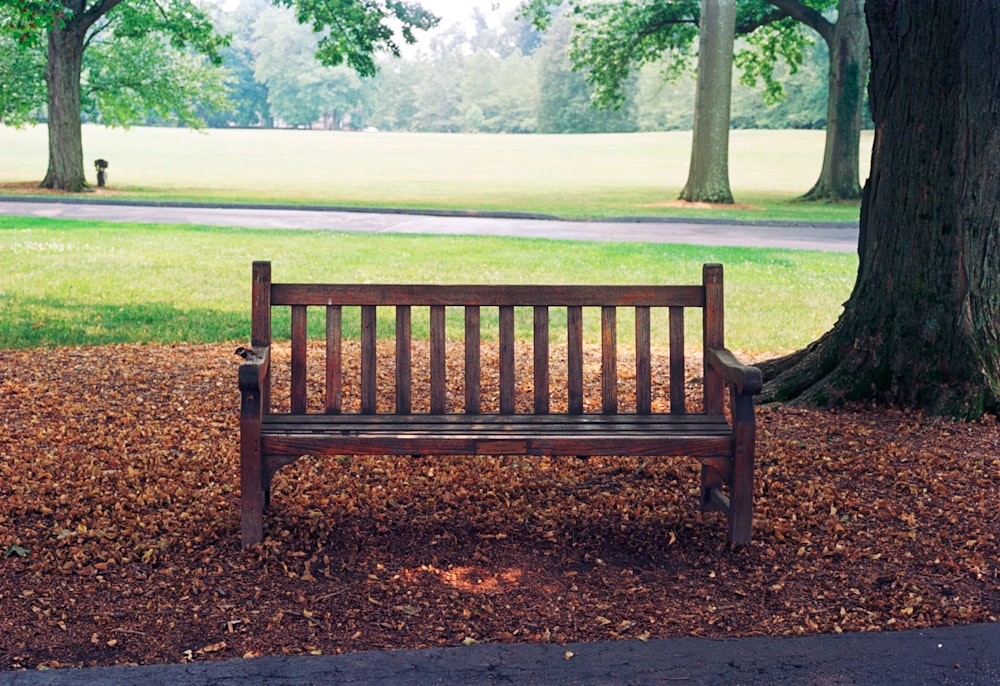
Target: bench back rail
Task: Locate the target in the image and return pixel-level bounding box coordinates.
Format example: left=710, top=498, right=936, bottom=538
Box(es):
left=251, top=261, right=727, bottom=419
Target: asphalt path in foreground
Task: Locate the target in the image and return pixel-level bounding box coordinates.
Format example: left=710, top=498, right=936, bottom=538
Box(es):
left=0, top=198, right=859, bottom=253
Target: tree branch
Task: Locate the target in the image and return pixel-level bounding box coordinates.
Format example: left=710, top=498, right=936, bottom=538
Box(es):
left=765, top=0, right=834, bottom=43
left=735, top=8, right=789, bottom=35
left=77, top=0, right=126, bottom=33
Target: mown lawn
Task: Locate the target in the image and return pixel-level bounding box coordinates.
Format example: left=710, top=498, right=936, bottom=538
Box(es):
left=0, top=216, right=856, bottom=353
left=0, top=125, right=869, bottom=223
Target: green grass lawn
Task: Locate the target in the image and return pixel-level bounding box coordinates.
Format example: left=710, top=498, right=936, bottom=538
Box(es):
left=0, top=216, right=856, bottom=353
left=0, top=125, right=870, bottom=223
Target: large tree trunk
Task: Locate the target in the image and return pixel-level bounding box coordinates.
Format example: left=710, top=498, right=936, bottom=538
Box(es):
left=41, top=18, right=89, bottom=192
left=800, top=0, right=868, bottom=202
left=680, top=0, right=735, bottom=204
left=760, top=0, right=1000, bottom=419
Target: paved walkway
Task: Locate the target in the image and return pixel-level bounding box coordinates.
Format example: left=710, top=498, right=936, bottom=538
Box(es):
left=4, top=198, right=996, bottom=684
left=2, top=622, right=998, bottom=685
left=0, top=197, right=859, bottom=252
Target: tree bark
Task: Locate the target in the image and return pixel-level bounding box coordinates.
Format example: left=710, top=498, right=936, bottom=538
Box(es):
left=41, top=14, right=89, bottom=192
left=766, top=0, right=869, bottom=201
left=680, top=0, right=735, bottom=204
left=800, top=0, right=868, bottom=201
left=39, top=0, right=126, bottom=192
left=760, top=0, right=1000, bottom=419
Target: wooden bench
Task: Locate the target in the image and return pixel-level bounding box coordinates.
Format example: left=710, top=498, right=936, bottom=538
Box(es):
left=239, top=261, right=762, bottom=548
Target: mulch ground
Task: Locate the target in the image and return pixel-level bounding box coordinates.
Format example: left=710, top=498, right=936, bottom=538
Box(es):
left=1, top=343, right=997, bottom=670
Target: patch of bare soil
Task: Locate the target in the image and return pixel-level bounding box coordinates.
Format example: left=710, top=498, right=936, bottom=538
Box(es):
left=0, top=343, right=997, bottom=671
left=644, top=200, right=767, bottom=211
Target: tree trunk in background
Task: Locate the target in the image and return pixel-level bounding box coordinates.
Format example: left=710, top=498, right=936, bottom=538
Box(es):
left=760, top=0, right=1000, bottom=419
left=801, top=0, right=868, bottom=201
left=40, top=19, right=89, bottom=192
left=680, top=0, right=735, bottom=204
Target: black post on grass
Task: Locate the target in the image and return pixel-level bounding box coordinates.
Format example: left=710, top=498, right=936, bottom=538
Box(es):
left=94, top=159, right=109, bottom=188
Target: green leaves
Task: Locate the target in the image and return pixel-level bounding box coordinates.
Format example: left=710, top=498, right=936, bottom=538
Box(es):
left=0, top=1, right=65, bottom=46
left=735, top=15, right=809, bottom=106
left=252, top=6, right=366, bottom=128
left=1, top=0, right=232, bottom=129
left=112, top=0, right=230, bottom=63
left=569, top=1, right=700, bottom=110
left=276, top=0, right=439, bottom=77
left=521, top=0, right=832, bottom=110
left=84, top=32, right=231, bottom=129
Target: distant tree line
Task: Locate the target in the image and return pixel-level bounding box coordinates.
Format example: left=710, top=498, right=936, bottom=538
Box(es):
left=201, top=1, right=842, bottom=134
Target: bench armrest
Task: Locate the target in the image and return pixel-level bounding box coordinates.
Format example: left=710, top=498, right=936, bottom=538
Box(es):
left=238, top=345, right=270, bottom=395
left=706, top=347, right=762, bottom=396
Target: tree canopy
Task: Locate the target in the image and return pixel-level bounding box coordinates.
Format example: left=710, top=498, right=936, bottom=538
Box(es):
left=2, top=1, right=843, bottom=137
left=520, top=0, right=867, bottom=201
left=0, top=0, right=439, bottom=190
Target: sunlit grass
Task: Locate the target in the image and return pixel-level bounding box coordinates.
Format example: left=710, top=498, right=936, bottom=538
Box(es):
left=0, top=216, right=856, bottom=353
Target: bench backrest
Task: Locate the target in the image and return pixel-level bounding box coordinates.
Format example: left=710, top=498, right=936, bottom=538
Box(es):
left=251, top=261, right=727, bottom=417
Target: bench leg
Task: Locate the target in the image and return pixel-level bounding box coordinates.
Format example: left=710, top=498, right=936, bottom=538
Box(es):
left=240, top=410, right=264, bottom=548
left=241, top=454, right=264, bottom=548
left=728, top=393, right=756, bottom=545
left=700, top=464, right=726, bottom=513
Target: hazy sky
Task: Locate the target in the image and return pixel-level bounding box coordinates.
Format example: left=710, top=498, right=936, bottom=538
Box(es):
left=217, top=1, right=517, bottom=32
left=418, top=0, right=514, bottom=29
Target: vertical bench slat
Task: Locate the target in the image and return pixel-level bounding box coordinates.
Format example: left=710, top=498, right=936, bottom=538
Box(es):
left=499, top=305, right=515, bottom=413
left=251, top=261, right=272, bottom=413
left=670, top=306, right=686, bottom=414
left=430, top=305, right=447, bottom=414
left=567, top=306, right=584, bottom=414
left=325, top=305, right=342, bottom=414
left=291, top=305, right=308, bottom=414
left=465, top=306, right=481, bottom=414
left=601, top=306, right=617, bottom=414
left=361, top=305, right=377, bottom=414
left=396, top=305, right=412, bottom=414
left=635, top=306, right=651, bottom=414
left=703, top=264, right=725, bottom=415
left=533, top=306, right=550, bottom=414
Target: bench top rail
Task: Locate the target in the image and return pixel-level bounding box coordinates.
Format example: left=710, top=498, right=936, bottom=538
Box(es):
left=270, top=283, right=706, bottom=308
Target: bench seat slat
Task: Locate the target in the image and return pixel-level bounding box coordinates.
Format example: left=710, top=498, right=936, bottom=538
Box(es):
left=261, top=414, right=734, bottom=458
left=264, top=435, right=731, bottom=459
left=262, top=438, right=733, bottom=459
left=265, top=413, right=726, bottom=427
